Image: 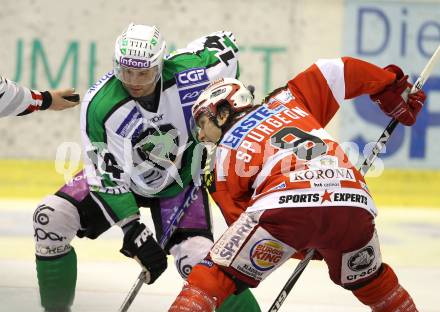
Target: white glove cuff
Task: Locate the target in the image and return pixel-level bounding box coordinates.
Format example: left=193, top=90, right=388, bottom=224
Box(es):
left=170, top=236, right=213, bottom=279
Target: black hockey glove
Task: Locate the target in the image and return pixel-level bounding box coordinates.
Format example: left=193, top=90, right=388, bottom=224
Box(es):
left=120, top=222, right=167, bottom=284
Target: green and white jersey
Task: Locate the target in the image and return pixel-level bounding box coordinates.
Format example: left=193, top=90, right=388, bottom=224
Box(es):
left=80, top=31, right=239, bottom=224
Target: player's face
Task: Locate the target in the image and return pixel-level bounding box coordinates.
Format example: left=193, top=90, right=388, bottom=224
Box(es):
left=197, top=114, right=222, bottom=143
left=120, top=67, right=159, bottom=97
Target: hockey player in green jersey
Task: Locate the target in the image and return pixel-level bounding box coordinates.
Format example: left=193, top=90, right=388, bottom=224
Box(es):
left=32, top=23, right=260, bottom=312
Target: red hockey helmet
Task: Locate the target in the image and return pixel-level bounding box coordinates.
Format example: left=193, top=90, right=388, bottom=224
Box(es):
left=192, top=78, right=254, bottom=123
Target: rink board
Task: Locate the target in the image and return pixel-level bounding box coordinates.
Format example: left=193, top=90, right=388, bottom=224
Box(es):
left=0, top=160, right=439, bottom=207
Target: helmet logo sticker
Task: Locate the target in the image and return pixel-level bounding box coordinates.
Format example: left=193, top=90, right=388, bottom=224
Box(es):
left=119, top=57, right=151, bottom=69
left=210, top=87, right=227, bottom=98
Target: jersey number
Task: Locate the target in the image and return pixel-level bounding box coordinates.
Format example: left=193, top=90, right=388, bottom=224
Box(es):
left=270, top=127, right=328, bottom=161
left=87, top=149, right=124, bottom=180
left=205, top=35, right=238, bottom=66
left=103, top=152, right=123, bottom=180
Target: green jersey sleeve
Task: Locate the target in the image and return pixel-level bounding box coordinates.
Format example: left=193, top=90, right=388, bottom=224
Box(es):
left=164, top=31, right=240, bottom=81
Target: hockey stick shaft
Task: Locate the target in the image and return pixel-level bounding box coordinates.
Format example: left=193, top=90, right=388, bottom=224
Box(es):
left=62, top=94, right=80, bottom=102
left=268, top=249, right=314, bottom=312
left=268, top=44, right=440, bottom=312
left=118, top=184, right=199, bottom=312
left=118, top=271, right=148, bottom=312
left=159, top=185, right=197, bottom=248
left=412, top=44, right=440, bottom=92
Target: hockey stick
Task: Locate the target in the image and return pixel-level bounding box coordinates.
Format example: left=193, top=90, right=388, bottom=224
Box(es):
left=118, top=184, right=199, bottom=312
left=268, top=44, right=440, bottom=312
left=268, top=249, right=315, bottom=312
left=62, top=94, right=80, bottom=102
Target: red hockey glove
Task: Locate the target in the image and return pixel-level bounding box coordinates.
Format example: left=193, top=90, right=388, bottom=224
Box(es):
left=370, top=64, right=426, bottom=126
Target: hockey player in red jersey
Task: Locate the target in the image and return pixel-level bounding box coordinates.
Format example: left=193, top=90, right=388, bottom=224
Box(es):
left=168, top=57, right=425, bottom=312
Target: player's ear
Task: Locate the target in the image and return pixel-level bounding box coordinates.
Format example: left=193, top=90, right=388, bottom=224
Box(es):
left=216, top=110, right=230, bottom=127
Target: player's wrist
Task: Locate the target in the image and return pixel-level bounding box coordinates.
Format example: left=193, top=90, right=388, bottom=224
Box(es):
left=119, top=214, right=141, bottom=234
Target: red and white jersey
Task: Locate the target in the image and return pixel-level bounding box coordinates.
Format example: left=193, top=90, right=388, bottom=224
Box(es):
left=208, top=57, right=396, bottom=225
left=0, top=77, right=48, bottom=117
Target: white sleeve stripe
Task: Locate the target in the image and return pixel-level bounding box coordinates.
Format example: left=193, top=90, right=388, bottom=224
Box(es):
left=315, top=58, right=345, bottom=105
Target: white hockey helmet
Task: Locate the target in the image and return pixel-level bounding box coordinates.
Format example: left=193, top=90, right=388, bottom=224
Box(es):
left=192, top=77, right=254, bottom=123
left=113, top=23, right=166, bottom=85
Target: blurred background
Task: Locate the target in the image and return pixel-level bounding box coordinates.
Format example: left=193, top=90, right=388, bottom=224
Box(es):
left=0, top=0, right=439, bottom=311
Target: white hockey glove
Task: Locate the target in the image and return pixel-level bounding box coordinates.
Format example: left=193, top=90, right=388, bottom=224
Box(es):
left=169, top=236, right=213, bottom=279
